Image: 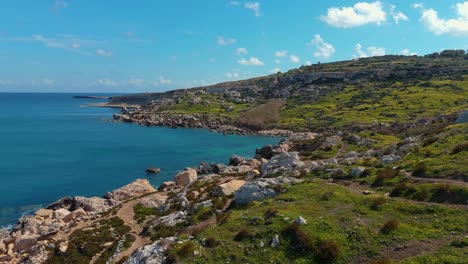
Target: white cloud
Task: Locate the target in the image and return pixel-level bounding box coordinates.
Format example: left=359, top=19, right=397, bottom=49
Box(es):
left=274, top=50, right=288, bottom=57
left=305, top=61, right=312, bottom=66
left=31, top=34, right=90, bottom=55
left=229, top=1, right=240, bottom=6
left=321, top=1, right=386, bottom=28
left=245, top=2, right=261, bottom=16
left=308, top=34, right=335, bottom=59
left=226, top=72, right=239, bottom=79
left=96, top=49, right=112, bottom=57
left=354, top=43, right=386, bottom=58
left=290, top=55, right=300, bottom=63
left=270, top=68, right=281, bottom=74
left=238, top=57, right=264, bottom=66
left=420, top=2, right=468, bottom=36
left=71, top=43, right=80, bottom=49
left=32, top=79, right=55, bottom=86
left=217, top=36, right=237, bottom=46
left=236, top=47, right=248, bottom=55
left=0, top=80, right=16, bottom=86
left=390, top=5, right=408, bottom=24
left=96, top=79, right=118, bottom=87
left=128, top=78, right=145, bottom=87
left=274, top=59, right=281, bottom=64
left=400, top=49, right=418, bottom=56
left=159, top=76, right=172, bottom=85
left=413, top=3, right=424, bottom=9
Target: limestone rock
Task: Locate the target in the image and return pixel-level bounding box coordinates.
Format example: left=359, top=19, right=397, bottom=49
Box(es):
left=62, top=208, right=87, bottom=223
left=229, top=154, right=245, bottom=166
left=145, top=167, right=161, bottom=174
left=295, top=216, right=307, bottom=225
left=156, top=211, right=187, bottom=227
left=158, top=181, right=175, bottom=191
left=46, top=196, right=73, bottom=211
left=350, top=167, right=366, bottom=177
left=35, top=209, right=53, bottom=219
left=262, top=152, right=308, bottom=177
left=174, top=169, right=197, bottom=186
left=13, top=235, right=37, bottom=252
left=235, top=177, right=302, bottom=204
left=139, top=196, right=166, bottom=209
left=219, top=165, right=252, bottom=175
left=193, top=200, right=213, bottom=210
left=214, top=180, right=246, bottom=196
left=246, top=169, right=261, bottom=180
left=271, top=234, right=280, bottom=248
left=106, top=179, right=156, bottom=201
left=72, top=197, right=115, bottom=213
left=125, top=238, right=175, bottom=264
left=53, top=208, right=70, bottom=220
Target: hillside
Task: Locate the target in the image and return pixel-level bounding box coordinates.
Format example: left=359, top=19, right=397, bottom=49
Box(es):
left=1, top=51, right=467, bottom=264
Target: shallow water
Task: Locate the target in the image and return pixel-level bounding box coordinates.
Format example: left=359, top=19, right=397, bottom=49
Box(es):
left=0, top=93, right=279, bottom=227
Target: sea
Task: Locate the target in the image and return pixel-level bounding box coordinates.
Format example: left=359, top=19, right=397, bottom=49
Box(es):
left=0, top=93, right=279, bottom=228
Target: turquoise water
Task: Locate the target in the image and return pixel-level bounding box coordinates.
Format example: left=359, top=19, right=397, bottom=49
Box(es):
left=0, top=93, right=279, bottom=227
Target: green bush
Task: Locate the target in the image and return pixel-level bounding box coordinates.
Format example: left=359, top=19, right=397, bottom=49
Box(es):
left=381, top=220, right=399, bottom=234
left=204, top=237, right=219, bottom=248
left=451, top=142, right=468, bottom=154
left=412, top=163, right=427, bottom=177
left=370, top=197, right=386, bottom=211
left=316, top=240, right=340, bottom=263
left=234, top=229, right=251, bottom=242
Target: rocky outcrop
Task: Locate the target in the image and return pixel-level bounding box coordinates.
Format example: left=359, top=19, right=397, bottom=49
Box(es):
left=174, top=169, right=198, bottom=185
left=262, top=152, right=308, bottom=177
left=125, top=237, right=176, bottom=264
left=105, top=179, right=156, bottom=201
left=214, top=180, right=246, bottom=196
left=72, top=196, right=117, bottom=213
left=145, top=167, right=161, bottom=174
left=235, top=177, right=303, bottom=204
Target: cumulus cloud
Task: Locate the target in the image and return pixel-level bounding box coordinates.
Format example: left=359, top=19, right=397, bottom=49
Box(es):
left=420, top=2, right=468, bottom=36
left=52, top=0, right=68, bottom=11
left=236, top=47, right=248, bottom=55
left=274, top=59, right=281, bottom=64
left=96, top=79, right=118, bottom=87
left=238, top=57, right=264, bottom=66
left=390, top=5, right=408, bottom=24
left=96, top=49, right=112, bottom=57
left=413, top=3, right=424, bottom=9
left=274, top=50, right=288, bottom=57
left=245, top=2, right=261, bottom=16
left=217, top=36, right=237, bottom=46
left=354, top=43, right=386, bottom=58
left=229, top=1, right=240, bottom=6
left=400, top=49, right=418, bottom=56
left=226, top=72, right=240, bottom=79
left=305, top=61, right=312, bottom=66
left=308, top=34, right=335, bottom=59
left=289, top=55, right=300, bottom=63
left=321, top=1, right=386, bottom=28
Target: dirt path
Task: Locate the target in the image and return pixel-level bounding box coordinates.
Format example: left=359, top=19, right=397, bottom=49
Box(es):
left=113, top=193, right=167, bottom=263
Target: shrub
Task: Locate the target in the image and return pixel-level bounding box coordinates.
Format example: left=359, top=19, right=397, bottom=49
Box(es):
left=381, top=220, right=399, bottom=234
left=216, top=213, right=230, bottom=225
left=315, top=240, right=339, bottom=263
left=370, top=257, right=393, bottom=264
left=264, top=208, right=279, bottom=221
left=283, top=223, right=315, bottom=252
left=372, top=169, right=398, bottom=186
left=422, top=137, right=438, bottom=147
left=450, top=238, right=468, bottom=248
left=204, top=237, right=219, bottom=248
left=412, top=163, right=427, bottom=177
left=320, top=191, right=335, bottom=201
left=177, top=241, right=196, bottom=258
left=451, top=142, right=468, bottom=154
left=370, top=197, right=386, bottom=211
left=234, top=229, right=251, bottom=242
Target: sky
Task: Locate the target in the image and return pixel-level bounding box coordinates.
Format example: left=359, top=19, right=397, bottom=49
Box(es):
left=0, top=0, right=467, bottom=93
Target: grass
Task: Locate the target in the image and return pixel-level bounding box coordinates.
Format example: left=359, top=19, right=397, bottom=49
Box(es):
left=170, top=180, right=468, bottom=263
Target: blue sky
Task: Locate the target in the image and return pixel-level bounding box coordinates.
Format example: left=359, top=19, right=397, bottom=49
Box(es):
left=0, top=0, right=467, bottom=92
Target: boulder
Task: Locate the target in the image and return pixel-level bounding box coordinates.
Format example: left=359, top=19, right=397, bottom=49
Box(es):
left=214, top=180, right=246, bottom=196
left=219, top=165, right=252, bottom=175
left=139, top=197, right=165, bottom=209
left=381, top=154, right=401, bottom=164
left=456, top=111, right=468, bottom=124
left=46, top=197, right=73, bottom=211
left=35, top=209, right=53, bottom=219
left=125, top=238, right=175, bottom=264
left=106, top=179, right=156, bottom=201
left=246, top=169, right=261, bottom=180
left=295, top=216, right=307, bottom=225
left=229, top=154, right=245, bottom=166
left=13, top=235, right=37, bottom=252
left=52, top=209, right=70, bottom=220
left=38, top=221, right=62, bottom=236
left=350, top=167, right=366, bottom=177
left=271, top=234, right=280, bottom=248
left=158, top=181, right=176, bottom=191
left=72, top=197, right=116, bottom=213
left=262, top=152, right=308, bottom=177
left=256, top=145, right=275, bottom=159
left=145, top=167, right=161, bottom=174
left=193, top=200, right=213, bottom=210
left=156, top=211, right=187, bottom=227
left=345, top=151, right=359, bottom=158
left=235, top=177, right=302, bottom=204
left=62, top=208, right=87, bottom=223
left=174, top=169, right=198, bottom=186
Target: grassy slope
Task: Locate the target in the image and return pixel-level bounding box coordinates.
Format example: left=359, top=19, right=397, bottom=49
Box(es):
left=173, top=181, right=467, bottom=264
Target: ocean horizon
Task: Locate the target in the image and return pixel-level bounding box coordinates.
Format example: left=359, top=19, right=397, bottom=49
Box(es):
left=0, top=93, right=279, bottom=227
